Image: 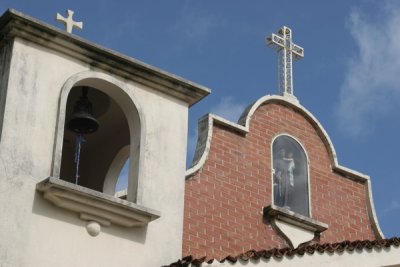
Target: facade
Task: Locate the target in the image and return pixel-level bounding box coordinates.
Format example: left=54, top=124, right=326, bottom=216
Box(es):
left=183, top=96, right=380, bottom=259
left=179, top=96, right=400, bottom=266
left=0, top=9, right=398, bottom=267
left=0, top=9, right=209, bottom=267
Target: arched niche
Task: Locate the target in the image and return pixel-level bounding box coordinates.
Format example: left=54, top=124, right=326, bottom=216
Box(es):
left=271, top=134, right=310, bottom=217
left=52, top=72, right=145, bottom=203
left=103, top=146, right=130, bottom=196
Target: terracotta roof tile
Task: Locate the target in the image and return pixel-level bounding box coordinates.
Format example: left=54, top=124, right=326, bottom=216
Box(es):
left=166, top=237, right=400, bottom=266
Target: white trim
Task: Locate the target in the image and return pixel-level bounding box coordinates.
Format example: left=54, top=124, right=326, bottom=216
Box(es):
left=51, top=71, right=146, bottom=204
left=270, top=134, right=312, bottom=218
left=185, top=114, right=247, bottom=177
left=37, top=177, right=160, bottom=230
left=264, top=204, right=328, bottom=249
left=185, top=94, right=384, bottom=239
left=366, top=179, right=385, bottom=238
left=2, top=9, right=211, bottom=107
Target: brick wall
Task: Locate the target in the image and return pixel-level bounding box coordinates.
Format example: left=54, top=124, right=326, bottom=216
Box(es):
left=183, top=102, right=376, bottom=260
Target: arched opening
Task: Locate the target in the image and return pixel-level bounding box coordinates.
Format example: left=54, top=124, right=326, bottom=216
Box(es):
left=114, top=158, right=129, bottom=199
left=54, top=74, right=143, bottom=203
left=116, top=160, right=129, bottom=193
left=60, top=86, right=130, bottom=193
left=102, top=145, right=130, bottom=197
left=272, top=134, right=310, bottom=216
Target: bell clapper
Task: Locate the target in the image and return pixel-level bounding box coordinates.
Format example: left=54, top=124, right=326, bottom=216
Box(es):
left=74, top=134, right=86, bottom=185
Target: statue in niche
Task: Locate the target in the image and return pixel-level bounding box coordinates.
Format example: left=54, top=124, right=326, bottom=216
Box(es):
left=273, top=148, right=295, bottom=209
left=272, top=135, right=309, bottom=216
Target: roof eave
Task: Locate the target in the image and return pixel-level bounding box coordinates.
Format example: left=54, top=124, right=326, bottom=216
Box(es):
left=0, top=9, right=210, bottom=107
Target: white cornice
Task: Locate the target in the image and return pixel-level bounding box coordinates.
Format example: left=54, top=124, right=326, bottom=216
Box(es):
left=0, top=9, right=210, bottom=107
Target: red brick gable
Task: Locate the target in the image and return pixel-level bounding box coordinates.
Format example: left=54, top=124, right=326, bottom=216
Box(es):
left=183, top=96, right=381, bottom=260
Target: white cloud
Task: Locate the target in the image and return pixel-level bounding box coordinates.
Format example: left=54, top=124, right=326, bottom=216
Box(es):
left=210, top=96, right=246, bottom=122
left=335, top=3, right=400, bottom=136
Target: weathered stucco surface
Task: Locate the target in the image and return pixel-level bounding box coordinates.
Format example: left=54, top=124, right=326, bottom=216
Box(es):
left=0, top=35, right=189, bottom=267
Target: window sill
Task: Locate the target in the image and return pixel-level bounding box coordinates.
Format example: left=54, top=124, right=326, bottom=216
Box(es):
left=264, top=205, right=328, bottom=232
left=263, top=205, right=328, bottom=248
left=36, top=177, right=160, bottom=234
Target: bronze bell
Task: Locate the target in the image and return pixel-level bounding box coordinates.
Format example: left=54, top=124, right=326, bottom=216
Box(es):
left=67, top=87, right=99, bottom=134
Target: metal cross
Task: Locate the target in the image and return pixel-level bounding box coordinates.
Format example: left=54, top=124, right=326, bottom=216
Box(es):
left=267, top=26, right=304, bottom=97
left=56, top=10, right=83, bottom=34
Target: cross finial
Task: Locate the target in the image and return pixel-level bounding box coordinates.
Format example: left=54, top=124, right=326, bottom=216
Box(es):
left=56, top=10, right=83, bottom=34
left=266, top=26, right=304, bottom=99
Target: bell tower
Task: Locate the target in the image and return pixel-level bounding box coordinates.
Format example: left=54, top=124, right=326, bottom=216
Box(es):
left=0, top=9, right=209, bottom=267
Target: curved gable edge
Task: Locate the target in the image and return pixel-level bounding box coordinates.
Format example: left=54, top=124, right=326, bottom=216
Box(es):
left=185, top=94, right=384, bottom=239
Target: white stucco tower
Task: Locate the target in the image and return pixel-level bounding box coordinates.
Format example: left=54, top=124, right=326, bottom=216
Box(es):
left=0, top=9, right=209, bottom=267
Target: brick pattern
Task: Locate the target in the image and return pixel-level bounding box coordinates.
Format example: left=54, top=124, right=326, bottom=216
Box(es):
left=183, top=103, right=376, bottom=260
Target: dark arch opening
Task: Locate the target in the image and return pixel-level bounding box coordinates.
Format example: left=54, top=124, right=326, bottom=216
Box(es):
left=60, top=86, right=130, bottom=193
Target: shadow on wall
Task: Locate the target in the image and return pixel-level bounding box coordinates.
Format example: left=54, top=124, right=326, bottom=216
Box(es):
left=31, top=190, right=148, bottom=243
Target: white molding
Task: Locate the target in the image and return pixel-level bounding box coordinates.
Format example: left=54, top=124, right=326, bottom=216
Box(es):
left=51, top=71, right=145, bottom=204
left=186, top=95, right=384, bottom=239
left=0, top=9, right=210, bottom=107
left=264, top=205, right=328, bottom=232
left=185, top=114, right=247, bottom=177
left=36, top=177, right=160, bottom=233
left=271, top=220, right=314, bottom=249
left=366, top=179, right=385, bottom=238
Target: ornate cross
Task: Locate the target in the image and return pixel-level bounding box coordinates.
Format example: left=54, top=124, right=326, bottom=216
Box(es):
left=56, top=10, right=83, bottom=34
left=267, top=26, right=304, bottom=97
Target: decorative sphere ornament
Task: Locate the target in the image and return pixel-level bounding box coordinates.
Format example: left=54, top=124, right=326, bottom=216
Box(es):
left=86, top=221, right=101, bottom=237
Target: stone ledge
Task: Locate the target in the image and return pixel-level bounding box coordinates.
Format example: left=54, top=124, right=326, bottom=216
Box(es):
left=264, top=205, right=328, bottom=232
left=264, top=205, right=328, bottom=248
left=36, top=177, right=160, bottom=229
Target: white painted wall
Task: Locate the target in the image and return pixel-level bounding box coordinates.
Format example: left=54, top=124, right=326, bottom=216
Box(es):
left=0, top=37, right=187, bottom=267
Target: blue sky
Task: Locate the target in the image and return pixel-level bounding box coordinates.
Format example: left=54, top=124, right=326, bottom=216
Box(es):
left=1, top=1, right=399, bottom=238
